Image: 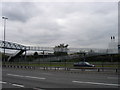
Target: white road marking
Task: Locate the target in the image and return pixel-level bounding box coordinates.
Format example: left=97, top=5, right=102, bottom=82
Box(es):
left=0, top=81, right=25, bottom=88
left=42, top=73, right=53, bottom=75
left=25, top=76, right=46, bottom=79
left=72, top=81, right=120, bottom=87
left=107, top=77, right=118, bottom=79
left=7, top=74, right=24, bottom=77
left=7, top=74, right=46, bottom=80
left=12, top=84, right=24, bottom=87
left=0, top=81, right=7, bottom=84
left=33, top=88, right=45, bottom=90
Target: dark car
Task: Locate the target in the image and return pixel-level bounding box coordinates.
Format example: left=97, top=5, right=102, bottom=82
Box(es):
left=73, top=62, right=95, bottom=67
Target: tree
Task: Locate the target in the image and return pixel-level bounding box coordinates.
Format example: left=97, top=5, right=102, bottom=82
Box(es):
left=34, top=52, right=38, bottom=58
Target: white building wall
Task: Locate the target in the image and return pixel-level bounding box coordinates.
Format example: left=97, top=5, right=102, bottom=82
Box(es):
left=108, top=39, right=118, bottom=54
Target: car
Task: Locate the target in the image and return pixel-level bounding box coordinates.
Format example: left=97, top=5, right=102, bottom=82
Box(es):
left=73, top=62, right=95, bottom=67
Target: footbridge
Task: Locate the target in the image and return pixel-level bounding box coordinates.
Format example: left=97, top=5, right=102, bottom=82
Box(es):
left=0, top=40, right=54, bottom=61
left=0, top=40, right=53, bottom=51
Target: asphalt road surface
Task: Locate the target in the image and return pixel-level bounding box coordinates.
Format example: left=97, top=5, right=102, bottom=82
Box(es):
left=2, top=68, right=119, bottom=89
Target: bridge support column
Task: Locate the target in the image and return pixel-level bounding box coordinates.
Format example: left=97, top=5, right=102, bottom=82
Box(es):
left=43, top=51, right=44, bottom=62
left=24, top=50, right=27, bottom=61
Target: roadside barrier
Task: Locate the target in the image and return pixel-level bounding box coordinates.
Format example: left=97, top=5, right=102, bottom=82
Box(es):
left=2, top=64, right=119, bottom=73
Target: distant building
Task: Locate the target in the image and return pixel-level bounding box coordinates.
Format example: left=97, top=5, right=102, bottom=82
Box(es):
left=108, top=36, right=118, bottom=54
left=54, top=44, right=68, bottom=53
left=54, top=47, right=68, bottom=52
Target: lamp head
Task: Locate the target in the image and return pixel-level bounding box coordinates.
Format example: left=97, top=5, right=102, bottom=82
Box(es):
left=2, top=17, right=8, bottom=19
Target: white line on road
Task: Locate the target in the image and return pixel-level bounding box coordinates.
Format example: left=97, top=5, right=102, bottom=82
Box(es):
left=42, top=73, right=53, bottom=75
left=107, top=77, right=118, bottom=79
left=0, top=81, right=25, bottom=88
left=0, top=81, right=7, bottom=84
left=7, top=74, right=46, bottom=80
left=25, top=76, right=46, bottom=79
left=33, top=87, right=45, bottom=90
left=12, top=84, right=24, bottom=87
left=7, top=74, right=24, bottom=77
left=72, top=81, right=120, bottom=87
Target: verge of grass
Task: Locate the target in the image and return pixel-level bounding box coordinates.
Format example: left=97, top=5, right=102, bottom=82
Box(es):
left=3, top=62, right=119, bottom=68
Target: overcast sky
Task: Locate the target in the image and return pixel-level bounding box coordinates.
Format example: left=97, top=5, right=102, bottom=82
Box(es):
left=1, top=1, right=118, bottom=49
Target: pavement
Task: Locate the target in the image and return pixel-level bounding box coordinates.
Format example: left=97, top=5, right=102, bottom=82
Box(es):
left=2, top=68, right=119, bottom=89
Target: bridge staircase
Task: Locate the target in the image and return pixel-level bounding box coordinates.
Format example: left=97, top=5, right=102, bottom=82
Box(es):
left=8, top=50, right=25, bottom=62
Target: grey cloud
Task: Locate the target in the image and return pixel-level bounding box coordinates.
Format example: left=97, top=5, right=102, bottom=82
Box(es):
left=2, top=2, right=39, bottom=22
left=1, top=2, right=118, bottom=49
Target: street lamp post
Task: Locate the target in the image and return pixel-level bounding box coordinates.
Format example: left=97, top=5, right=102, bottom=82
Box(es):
left=2, top=16, right=8, bottom=62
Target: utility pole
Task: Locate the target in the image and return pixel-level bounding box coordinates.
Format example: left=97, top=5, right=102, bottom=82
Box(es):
left=2, top=16, right=8, bottom=62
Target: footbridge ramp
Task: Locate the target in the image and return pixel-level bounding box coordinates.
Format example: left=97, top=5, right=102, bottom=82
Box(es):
left=0, top=40, right=26, bottom=61
left=7, top=50, right=26, bottom=62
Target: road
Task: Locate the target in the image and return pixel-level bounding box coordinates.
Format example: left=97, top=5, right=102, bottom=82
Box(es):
left=2, top=68, right=119, bottom=89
